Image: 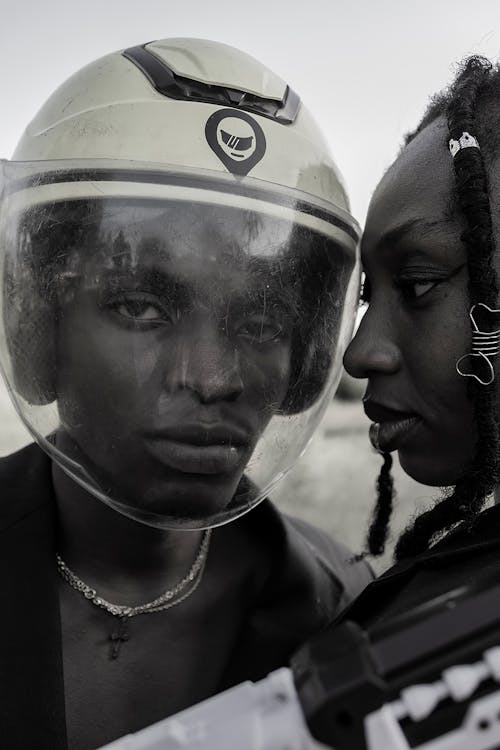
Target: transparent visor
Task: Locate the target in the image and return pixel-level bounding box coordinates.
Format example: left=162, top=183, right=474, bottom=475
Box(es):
left=0, top=162, right=360, bottom=529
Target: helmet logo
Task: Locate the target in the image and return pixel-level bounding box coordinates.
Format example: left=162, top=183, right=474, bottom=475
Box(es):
left=219, top=127, right=255, bottom=160
left=205, top=109, right=266, bottom=176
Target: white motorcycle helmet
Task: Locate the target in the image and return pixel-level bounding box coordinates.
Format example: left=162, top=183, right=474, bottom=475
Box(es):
left=0, top=38, right=360, bottom=529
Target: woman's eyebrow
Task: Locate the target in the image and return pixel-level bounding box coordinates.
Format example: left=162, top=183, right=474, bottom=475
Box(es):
left=372, top=217, right=455, bottom=254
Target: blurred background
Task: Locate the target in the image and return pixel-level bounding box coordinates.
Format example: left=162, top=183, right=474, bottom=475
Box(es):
left=2, top=0, right=499, bottom=569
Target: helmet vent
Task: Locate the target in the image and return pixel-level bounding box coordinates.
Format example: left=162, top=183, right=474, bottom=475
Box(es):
left=123, top=45, right=300, bottom=124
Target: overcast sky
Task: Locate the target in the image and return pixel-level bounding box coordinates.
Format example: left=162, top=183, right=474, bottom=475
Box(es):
left=2, top=0, right=500, bottom=221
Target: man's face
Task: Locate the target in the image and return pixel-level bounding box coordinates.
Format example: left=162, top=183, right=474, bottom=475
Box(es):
left=54, top=203, right=294, bottom=521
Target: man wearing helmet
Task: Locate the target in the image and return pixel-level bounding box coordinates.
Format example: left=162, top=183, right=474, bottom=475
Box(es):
left=0, top=39, right=370, bottom=749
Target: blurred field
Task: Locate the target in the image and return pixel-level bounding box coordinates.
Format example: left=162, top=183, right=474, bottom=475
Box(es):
left=0, top=379, right=435, bottom=573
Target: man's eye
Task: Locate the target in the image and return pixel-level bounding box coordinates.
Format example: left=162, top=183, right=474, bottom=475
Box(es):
left=110, top=296, right=165, bottom=321
left=236, top=317, right=284, bottom=343
left=117, top=302, right=161, bottom=320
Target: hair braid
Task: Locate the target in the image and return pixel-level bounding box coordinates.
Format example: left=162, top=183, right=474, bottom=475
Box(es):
left=365, top=451, right=394, bottom=556
left=395, top=57, right=500, bottom=560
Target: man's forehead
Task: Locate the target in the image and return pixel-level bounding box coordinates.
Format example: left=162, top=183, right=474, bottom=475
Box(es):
left=99, top=249, right=292, bottom=296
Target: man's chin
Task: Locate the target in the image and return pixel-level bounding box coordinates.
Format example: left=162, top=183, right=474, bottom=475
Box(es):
left=119, top=471, right=245, bottom=522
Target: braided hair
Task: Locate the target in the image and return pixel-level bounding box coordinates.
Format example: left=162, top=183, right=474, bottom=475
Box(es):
left=363, top=451, right=394, bottom=557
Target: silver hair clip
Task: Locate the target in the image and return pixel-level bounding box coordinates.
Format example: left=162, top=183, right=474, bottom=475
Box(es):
left=448, top=131, right=480, bottom=157
left=456, top=303, right=500, bottom=385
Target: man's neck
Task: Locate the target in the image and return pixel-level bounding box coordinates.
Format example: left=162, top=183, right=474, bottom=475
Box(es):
left=52, top=463, right=206, bottom=606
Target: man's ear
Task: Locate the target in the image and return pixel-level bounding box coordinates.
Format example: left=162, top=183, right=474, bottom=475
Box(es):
left=4, top=268, right=57, bottom=405
left=278, top=334, right=332, bottom=416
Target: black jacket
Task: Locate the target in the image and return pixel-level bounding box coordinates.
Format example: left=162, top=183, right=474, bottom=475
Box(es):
left=0, top=443, right=372, bottom=749
left=338, top=503, right=500, bottom=632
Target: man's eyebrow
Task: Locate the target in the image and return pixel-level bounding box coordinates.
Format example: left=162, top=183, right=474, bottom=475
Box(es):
left=242, top=285, right=300, bottom=313
left=104, top=265, right=192, bottom=298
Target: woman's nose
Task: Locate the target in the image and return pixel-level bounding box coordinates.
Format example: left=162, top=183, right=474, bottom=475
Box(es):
left=343, top=309, right=401, bottom=379
left=168, top=325, right=244, bottom=403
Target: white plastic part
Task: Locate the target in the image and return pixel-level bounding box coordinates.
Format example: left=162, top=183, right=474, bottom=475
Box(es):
left=96, top=647, right=500, bottom=750
left=400, top=683, right=448, bottom=722
left=484, top=647, right=500, bottom=681
left=97, top=668, right=328, bottom=750
left=366, top=647, right=500, bottom=750
left=365, top=690, right=500, bottom=750
left=442, top=664, right=489, bottom=701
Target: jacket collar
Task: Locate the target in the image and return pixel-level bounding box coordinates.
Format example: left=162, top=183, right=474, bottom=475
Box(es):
left=217, top=502, right=352, bottom=688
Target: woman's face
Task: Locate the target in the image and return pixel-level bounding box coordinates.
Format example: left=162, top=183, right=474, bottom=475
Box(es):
left=344, top=116, right=482, bottom=486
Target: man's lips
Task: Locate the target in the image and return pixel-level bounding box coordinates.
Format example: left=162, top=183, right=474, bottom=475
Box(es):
left=147, top=422, right=251, bottom=447
left=363, top=400, right=422, bottom=453
left=143, top=422, right=252, bottom=475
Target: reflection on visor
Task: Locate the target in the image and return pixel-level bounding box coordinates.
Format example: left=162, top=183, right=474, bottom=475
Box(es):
left=0, top=191, right=358, bottom=529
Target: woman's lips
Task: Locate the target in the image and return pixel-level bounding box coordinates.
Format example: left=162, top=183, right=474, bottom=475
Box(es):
left=364, top=400, right=421, bottom=453
left=369, top=416, right=421, bottom=453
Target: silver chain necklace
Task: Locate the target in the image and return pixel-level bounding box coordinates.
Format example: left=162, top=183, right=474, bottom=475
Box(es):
left=56, top=528, right=212, bottom=659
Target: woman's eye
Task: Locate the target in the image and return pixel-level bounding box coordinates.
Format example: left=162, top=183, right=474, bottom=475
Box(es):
left=397, top=279, right=441, bottom=301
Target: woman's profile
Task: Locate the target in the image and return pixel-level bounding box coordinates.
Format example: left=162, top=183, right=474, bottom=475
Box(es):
left=341, top=55, right=500, bottom=627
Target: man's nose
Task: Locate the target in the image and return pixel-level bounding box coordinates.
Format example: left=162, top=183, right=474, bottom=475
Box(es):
left=343, top=309, right=401, bottom=379
left=168, top=325, right=244, bottom=403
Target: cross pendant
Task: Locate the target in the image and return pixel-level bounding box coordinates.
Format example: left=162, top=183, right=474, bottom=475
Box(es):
left=109, top=616, right=130, bottom=660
